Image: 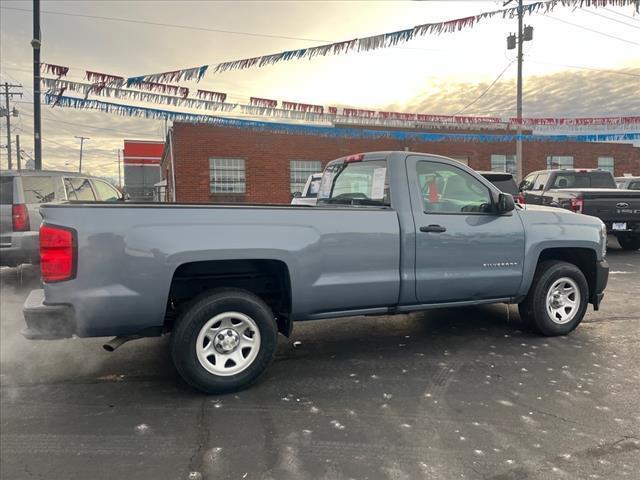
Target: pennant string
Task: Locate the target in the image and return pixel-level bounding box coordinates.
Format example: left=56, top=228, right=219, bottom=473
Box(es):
left=43, top=93, right=640, bottom=143
left=125, top=0, right=640, bottom=83
left=40, top=77, right=640, bottom=130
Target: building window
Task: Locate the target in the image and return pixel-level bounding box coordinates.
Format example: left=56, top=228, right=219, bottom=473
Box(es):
left=290, top=160, right=322, bottom=194
left=209, top=158, right=245, bottom=193
left=546, top=156, right=574, bottom=170
left=597, top=156, right=614, bottom=174
left=490, top=154, right=516, bottom=174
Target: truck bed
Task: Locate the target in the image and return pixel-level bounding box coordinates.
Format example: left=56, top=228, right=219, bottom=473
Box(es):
left=38, top=202, right=401, bottom=337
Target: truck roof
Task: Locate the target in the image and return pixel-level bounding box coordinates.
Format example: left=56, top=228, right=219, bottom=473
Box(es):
left=328, top=151, right=460, bottom=166
left=0, top=169, right=95, bottom=178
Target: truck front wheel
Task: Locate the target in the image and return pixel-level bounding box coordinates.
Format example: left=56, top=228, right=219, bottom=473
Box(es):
left=171, top=288, right=278, bottom=394
left=518, top=260, right=589, bottom=336
left=617, top=235, right=640, bottom=251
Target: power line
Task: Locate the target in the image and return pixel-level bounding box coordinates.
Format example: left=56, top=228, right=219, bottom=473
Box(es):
left=454, top=61, right=515, bottom=115
left=0, top=6, right=333, bottom=43
left=19, top=110, right=162, bottom=137
left=527, top=59, right=640, bottom=78
left=603, top=6, right=640, bottom=21
left=579, top=8, right=640, bottom=29
left=0, top=6, right=476, bottom=59
left=542, top=14, right=640, bottom=45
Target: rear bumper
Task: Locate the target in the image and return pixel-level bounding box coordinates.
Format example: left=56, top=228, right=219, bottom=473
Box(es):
left=22, top=289, right=76, bottom=339
left=0, top=231, right=39, bottom=267
left=604, top=221, right=639, bottom=234
left=590, top=259, right=609, bottom=311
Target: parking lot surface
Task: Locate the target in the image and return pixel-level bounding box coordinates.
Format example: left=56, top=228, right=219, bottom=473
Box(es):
left=1, top=240, right=639, bottom=480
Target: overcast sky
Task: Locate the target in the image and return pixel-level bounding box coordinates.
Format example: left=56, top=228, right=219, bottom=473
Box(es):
left=1, top=0, right=639, bottom=178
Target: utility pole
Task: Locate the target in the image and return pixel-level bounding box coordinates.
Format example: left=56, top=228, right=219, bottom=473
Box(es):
left=75, top=136, right=89, bottom=173
left=32, top=0, right=42, bottom=170
left=1, top=83, right=22, bottom=170
left=516, top=0, right=524, bottom=183
left=506, top=0, right=532, bottom=182
left=16, top=134, right=21, bottom=170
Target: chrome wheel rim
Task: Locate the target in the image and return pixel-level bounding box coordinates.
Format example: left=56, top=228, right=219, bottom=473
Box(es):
left=196, top=312, right=261, bottom=376
left=546, top=277, right=580, bottom=325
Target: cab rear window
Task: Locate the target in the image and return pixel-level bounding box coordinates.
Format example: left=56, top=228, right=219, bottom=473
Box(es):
left=489, top=178, right=519, bottom=195
left=551, top=172, right=615, bottom=189
left=318, top=160, right=389, bottom=206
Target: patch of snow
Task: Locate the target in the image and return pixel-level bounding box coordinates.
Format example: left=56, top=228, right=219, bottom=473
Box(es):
left=330, top=420, right=345, bottom=430
left=135, top=424, right=151, bottom=435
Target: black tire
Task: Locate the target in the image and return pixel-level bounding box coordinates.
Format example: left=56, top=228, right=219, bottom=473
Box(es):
left=617, top=235, right=640, bottom=251
left=171, top=288, right=278, bottom=394
left=518, top=260, right=589, bottom=336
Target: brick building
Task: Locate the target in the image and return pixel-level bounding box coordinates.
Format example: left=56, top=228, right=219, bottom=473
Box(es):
left=161, top=121, right=640, bottom=203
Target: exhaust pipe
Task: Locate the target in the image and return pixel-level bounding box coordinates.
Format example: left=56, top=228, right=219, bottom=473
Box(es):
left=103, top=335, right=141, bottom=352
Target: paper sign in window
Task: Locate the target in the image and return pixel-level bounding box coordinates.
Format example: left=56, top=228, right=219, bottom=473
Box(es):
left=371, top=168, right=387, bottom=199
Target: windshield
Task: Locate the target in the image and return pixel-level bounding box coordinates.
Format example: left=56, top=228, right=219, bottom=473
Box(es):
left=318, top=160, right=389, bottom=206
left=551, top=172, right=615, bottom=189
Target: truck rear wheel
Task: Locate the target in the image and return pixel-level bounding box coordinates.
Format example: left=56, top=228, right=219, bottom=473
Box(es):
left=518, top=260, right=589, bottom=336
left=171, top=288, right=278, bottom=394
left=617, top=235, right=640, bottom=251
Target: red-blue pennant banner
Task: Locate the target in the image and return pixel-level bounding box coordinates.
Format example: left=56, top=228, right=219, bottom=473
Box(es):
left=41, top=77, right=640, bottom=130
left=43, top=93, right=640, bottom=144
left=196, top=90, right=227, bottom=102
left=125, top=0, right=639, bottom=83
left=41, top=63, right=69, bottom=78
left=250, top=97, right=278, bottom=108
left=85, top=71, right=125, bottom=86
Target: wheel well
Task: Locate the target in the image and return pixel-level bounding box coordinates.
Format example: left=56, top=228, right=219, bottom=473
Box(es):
left=165, top=259, right=292, bottom=336
left=537, top=248, right=597, bottom=299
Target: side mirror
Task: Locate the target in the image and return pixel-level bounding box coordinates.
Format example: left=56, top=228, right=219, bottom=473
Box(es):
left=120, top=193, right=130, bottom=201
left=498, top=193, right=515, bottom=213
left=292, top=191, right=302, bottom=198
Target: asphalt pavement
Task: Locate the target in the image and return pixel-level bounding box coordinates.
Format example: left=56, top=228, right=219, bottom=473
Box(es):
left=1, top=238, right=638, bottom=480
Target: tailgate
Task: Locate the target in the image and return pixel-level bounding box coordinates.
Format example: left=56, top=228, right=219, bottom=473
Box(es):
left=581, top=190, right=640, bottom=226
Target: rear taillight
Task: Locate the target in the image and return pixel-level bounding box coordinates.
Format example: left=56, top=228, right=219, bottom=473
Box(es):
left=515, top=194, right=526, bottom=204
left=570, top=197, right=584, bottom=214
left=40, top=225, right=76, bottom=282
left=12, top=204, right=29, bottom=231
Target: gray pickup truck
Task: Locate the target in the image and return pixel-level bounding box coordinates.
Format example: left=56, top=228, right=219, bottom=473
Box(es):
left=23, top=151, right=609, bottom=393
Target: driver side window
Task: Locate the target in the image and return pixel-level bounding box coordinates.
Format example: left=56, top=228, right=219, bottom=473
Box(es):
left=417, top=161, right=492, bottom=214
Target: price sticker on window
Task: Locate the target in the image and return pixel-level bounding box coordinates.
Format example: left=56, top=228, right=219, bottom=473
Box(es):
left=371, top=167, right=387, bottom=200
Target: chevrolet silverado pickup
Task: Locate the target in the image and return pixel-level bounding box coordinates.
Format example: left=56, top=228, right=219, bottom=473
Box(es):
left=23, top=151, right=609, bottom=393
left=519, top=169, right=640, bottom=250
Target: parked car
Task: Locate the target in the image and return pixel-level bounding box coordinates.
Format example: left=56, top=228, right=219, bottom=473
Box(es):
left=519, top=169, right=640, bottom=250
left=0, top=170, right=124, bottom=267
left=291, top=173, right=322, bottom=205
left=23, top=151, right=608, bottom=393
left=616, top=176, right=640, bottom=190
left=477, top=171, right=525, bottom=203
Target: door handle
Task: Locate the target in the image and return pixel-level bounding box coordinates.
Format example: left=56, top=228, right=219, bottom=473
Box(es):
left=420, top=224, right=447, bottom=233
